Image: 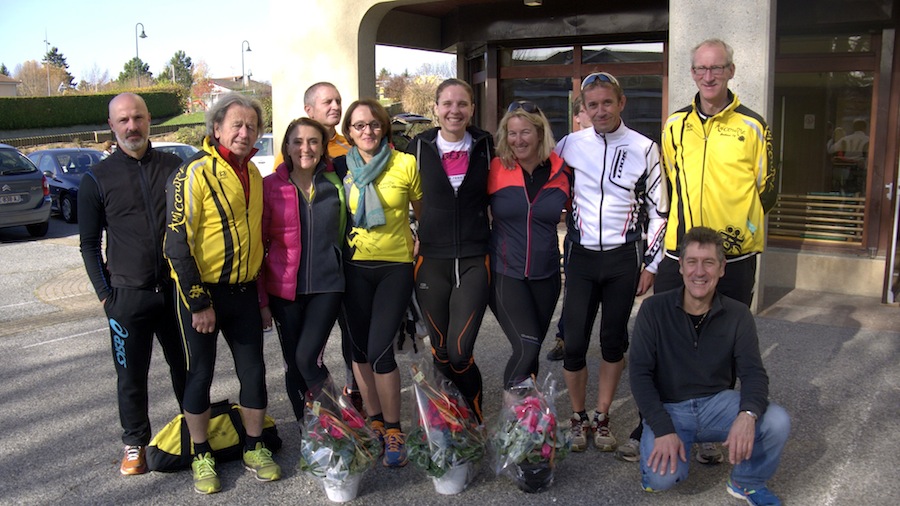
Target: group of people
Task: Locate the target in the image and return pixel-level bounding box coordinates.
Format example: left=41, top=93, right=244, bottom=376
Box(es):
left=79, top=37, right=789, bottom=505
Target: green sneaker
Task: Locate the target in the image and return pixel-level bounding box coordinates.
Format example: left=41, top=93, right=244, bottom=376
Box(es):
left=243, top=443, right=282, bottom=481
left=191, top=452, right=221, bottom=494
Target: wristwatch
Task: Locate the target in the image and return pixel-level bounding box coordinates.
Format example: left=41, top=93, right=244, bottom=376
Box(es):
left=742, top=410, right=758, bottom=420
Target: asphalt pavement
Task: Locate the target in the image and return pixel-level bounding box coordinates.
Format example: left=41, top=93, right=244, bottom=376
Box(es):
left=1, top=220, right=898, bottom=505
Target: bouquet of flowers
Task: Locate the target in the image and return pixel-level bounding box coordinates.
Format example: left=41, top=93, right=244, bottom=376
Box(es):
left=490, top=375, right=570, bottom=493
left=298, top=377, right=381, bottom=501
left=407, top=362, right=485, bottom=494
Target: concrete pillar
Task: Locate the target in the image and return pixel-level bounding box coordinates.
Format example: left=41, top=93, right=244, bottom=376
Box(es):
left=668, top=0, right=776, bottom=311
left=271, top=0, right=389, bottom=148
left=667, top=0, right=776, bottom=117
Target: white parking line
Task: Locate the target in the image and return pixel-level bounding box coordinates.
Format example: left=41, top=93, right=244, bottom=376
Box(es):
left=21, top=327, right=107, bottom=349
left=0, top=292, right=88, bottom=311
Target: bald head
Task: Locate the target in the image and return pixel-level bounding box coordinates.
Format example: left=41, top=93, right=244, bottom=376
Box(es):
left=108, top=93, right=151, bottom=159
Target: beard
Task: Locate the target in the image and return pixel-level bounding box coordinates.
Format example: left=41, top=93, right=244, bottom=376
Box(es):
left=116, top=131, right=148, bottom=153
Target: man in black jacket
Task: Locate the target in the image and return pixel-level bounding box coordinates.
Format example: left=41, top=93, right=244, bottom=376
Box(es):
left=629, top=226, right=789, bottom=506
left=78, top=93, right=186, bottom=476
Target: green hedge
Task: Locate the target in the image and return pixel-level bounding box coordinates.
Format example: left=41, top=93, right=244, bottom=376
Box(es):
left=0, top=89, right=183, bottom=130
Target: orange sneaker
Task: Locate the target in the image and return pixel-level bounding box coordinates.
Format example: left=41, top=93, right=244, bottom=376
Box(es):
left=120, top=445, right=148, bottom=475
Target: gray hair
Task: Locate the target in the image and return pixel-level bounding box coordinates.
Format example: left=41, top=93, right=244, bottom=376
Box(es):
left=205, top=93, right=265, bottom=141
left=691, top=38, right=735, bottom=66
left=304, top=82, right=338, bottom=108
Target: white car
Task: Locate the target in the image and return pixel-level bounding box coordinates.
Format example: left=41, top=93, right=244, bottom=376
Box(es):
left=252, top=133, right=275, bottom=173
left=153, top=142, right=200, bottom=161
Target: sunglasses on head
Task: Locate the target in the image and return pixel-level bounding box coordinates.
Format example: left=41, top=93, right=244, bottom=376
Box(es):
left=580, top=71, right=620, bottom=90
left=507, top=100, right=541, bottom=114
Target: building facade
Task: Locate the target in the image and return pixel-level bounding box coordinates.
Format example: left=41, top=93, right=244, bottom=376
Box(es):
left=272, top=0, right=900, bottom=304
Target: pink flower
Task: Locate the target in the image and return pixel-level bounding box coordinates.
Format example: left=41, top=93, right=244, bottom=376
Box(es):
left=341, top=409, right=365, bottom=429
left=541, top=443, right=552, bottom=459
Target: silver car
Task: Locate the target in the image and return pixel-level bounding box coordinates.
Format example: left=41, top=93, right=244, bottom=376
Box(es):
left=0, top=143, right=51, bottom=237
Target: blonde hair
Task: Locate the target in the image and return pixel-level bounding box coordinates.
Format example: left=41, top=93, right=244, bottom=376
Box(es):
left=495, top=107, right=556, bottom=169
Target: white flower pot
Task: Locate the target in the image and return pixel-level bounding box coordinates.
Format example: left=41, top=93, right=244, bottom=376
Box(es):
left=432, top=462, right=471, bottom=495
left=323, top=473, right=362, bottom=503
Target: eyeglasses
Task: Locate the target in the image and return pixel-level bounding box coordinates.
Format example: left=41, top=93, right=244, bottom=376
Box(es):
left=350, top=121, right=382, bottom=132
left=507, top=100, right=541, bottom=114
left=691, top=65, right=730, bottom=77
left=580, top=71, right=620, bottom=90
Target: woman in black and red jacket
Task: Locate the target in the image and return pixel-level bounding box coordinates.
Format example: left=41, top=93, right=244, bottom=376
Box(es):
left=488, top=100, right=571, bottom=388
left=406, top=78, right=493, bottom=422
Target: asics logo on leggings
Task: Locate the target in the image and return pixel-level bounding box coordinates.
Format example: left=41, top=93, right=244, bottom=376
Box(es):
left=110, top=318, right=129, bottom=367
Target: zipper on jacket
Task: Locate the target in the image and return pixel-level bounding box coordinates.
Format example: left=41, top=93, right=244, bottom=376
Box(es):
left=598, top=133, right=608, bottom=248
left=136, top=159, right=162, bottom=290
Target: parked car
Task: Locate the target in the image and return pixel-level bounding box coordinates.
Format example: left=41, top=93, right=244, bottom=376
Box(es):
left=0, top=143, right=51, bottom=237
left=28, top=148, right=103, bottom=223
left=153, top=141, right=200, bottom=161
left=391, top=113, right=433, bottom=151
left=252, top=133, right=274, bottom=173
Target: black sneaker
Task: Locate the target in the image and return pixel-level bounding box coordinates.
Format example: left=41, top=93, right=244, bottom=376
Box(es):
left=545, top=338, right=564, bottom=361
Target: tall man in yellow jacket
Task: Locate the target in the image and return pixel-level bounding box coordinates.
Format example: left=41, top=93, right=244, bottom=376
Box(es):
left=655, top=38, right=776, bottom=306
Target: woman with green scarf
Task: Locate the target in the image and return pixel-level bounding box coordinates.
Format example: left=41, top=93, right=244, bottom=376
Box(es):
left=333, top=98, right=423, bottom=468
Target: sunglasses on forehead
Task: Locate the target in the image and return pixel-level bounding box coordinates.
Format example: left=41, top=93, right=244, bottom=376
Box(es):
left=580, top=71, right=620, bottom=90
left=507, top=100, right=541, bottom=114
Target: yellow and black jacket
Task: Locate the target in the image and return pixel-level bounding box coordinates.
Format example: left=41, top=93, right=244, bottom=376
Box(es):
left=661, top=91, right=776, bottom=258
left=164, top=137, right=263, bottom=312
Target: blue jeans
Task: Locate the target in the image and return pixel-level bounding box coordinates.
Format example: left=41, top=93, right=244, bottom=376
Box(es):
left=640, top=390, right=790, bottom=491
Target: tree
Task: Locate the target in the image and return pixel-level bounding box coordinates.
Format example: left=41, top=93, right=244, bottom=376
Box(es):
left=82, top=63, right=111, bottom=93
left=13, top=60, right=74, bottom=96
left=43, top=46, right=75, bottom=88
left=0, top=63, right=9, bottom=77
left=190, top=59, right=213, bottom=111
left=160, top=50, right=194, bottom=89
left=383, top=71, right=410, bottom=102
left=401, top=75, right=442, bottom=118
left=415, top=61, right=456, bottom=79
left=118, top=57, right=152, bottom=87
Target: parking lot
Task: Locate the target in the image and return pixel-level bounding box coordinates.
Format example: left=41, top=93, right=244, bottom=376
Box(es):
left=1, top=219, right=899, bottom=505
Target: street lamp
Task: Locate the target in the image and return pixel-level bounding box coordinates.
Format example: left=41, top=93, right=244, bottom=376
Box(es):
left=43, top=31, right=51, bottom=96
left=135, top=22, right=147, bottom=87
left=241, top=40, right=252, bottom=88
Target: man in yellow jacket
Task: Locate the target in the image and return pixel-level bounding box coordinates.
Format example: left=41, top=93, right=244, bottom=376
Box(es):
left=165, top=93, right=280, bottom=494
left=655, top=38, right=776, bottom=307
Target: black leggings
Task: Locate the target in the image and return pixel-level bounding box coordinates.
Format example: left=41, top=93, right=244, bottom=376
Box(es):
left=270, top=292, right=341, bottom=420
left=414, top=255, right=489, bottom=420
left=343, top=261, right=413, bottom=374
left=562, top=242, right=641, bottom=371
left=104, top=285, right=186, bottom=445
left=490, top=272, right=560, bottom=388
left=177, top=283, right=267, bottom=414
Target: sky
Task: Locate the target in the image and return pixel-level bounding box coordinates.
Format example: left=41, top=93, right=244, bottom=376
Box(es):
left=0, top=0, right=455, bottom=85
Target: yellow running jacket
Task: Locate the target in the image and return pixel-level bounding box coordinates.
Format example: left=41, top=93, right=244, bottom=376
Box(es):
left=164, top=137, right=264, bottom=311
left=661, top=91, right=776, bottom=258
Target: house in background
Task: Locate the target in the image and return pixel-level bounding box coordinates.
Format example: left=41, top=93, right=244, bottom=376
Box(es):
left=198, top=76, right=272, bottom=110
left=0, top=75, right=20, bottom=97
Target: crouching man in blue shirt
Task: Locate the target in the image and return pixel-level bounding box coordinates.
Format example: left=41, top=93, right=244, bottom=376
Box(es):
left=629, top=226, right=790, bottom=506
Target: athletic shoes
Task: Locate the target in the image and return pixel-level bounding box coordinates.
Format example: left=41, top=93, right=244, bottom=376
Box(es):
left=119, top=445, right=147, bottom=475
left=545, top=338, right=565, bottom=361
left=592, top=412, right=617, bottom=452
left=382, top=429, right=408, bottom=467
left=569, top=413, right=590, bottom=452
left=726, top=478, right=782, bottom=506
left=696, top=442, right=725, bottom=465
left=191, top=452, right=221, bottom=494
left=615, top=438, right=641, bottom=462
left=243, top=443, right=282, bottom=481
left=370, top=419, right=386, bottom=454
